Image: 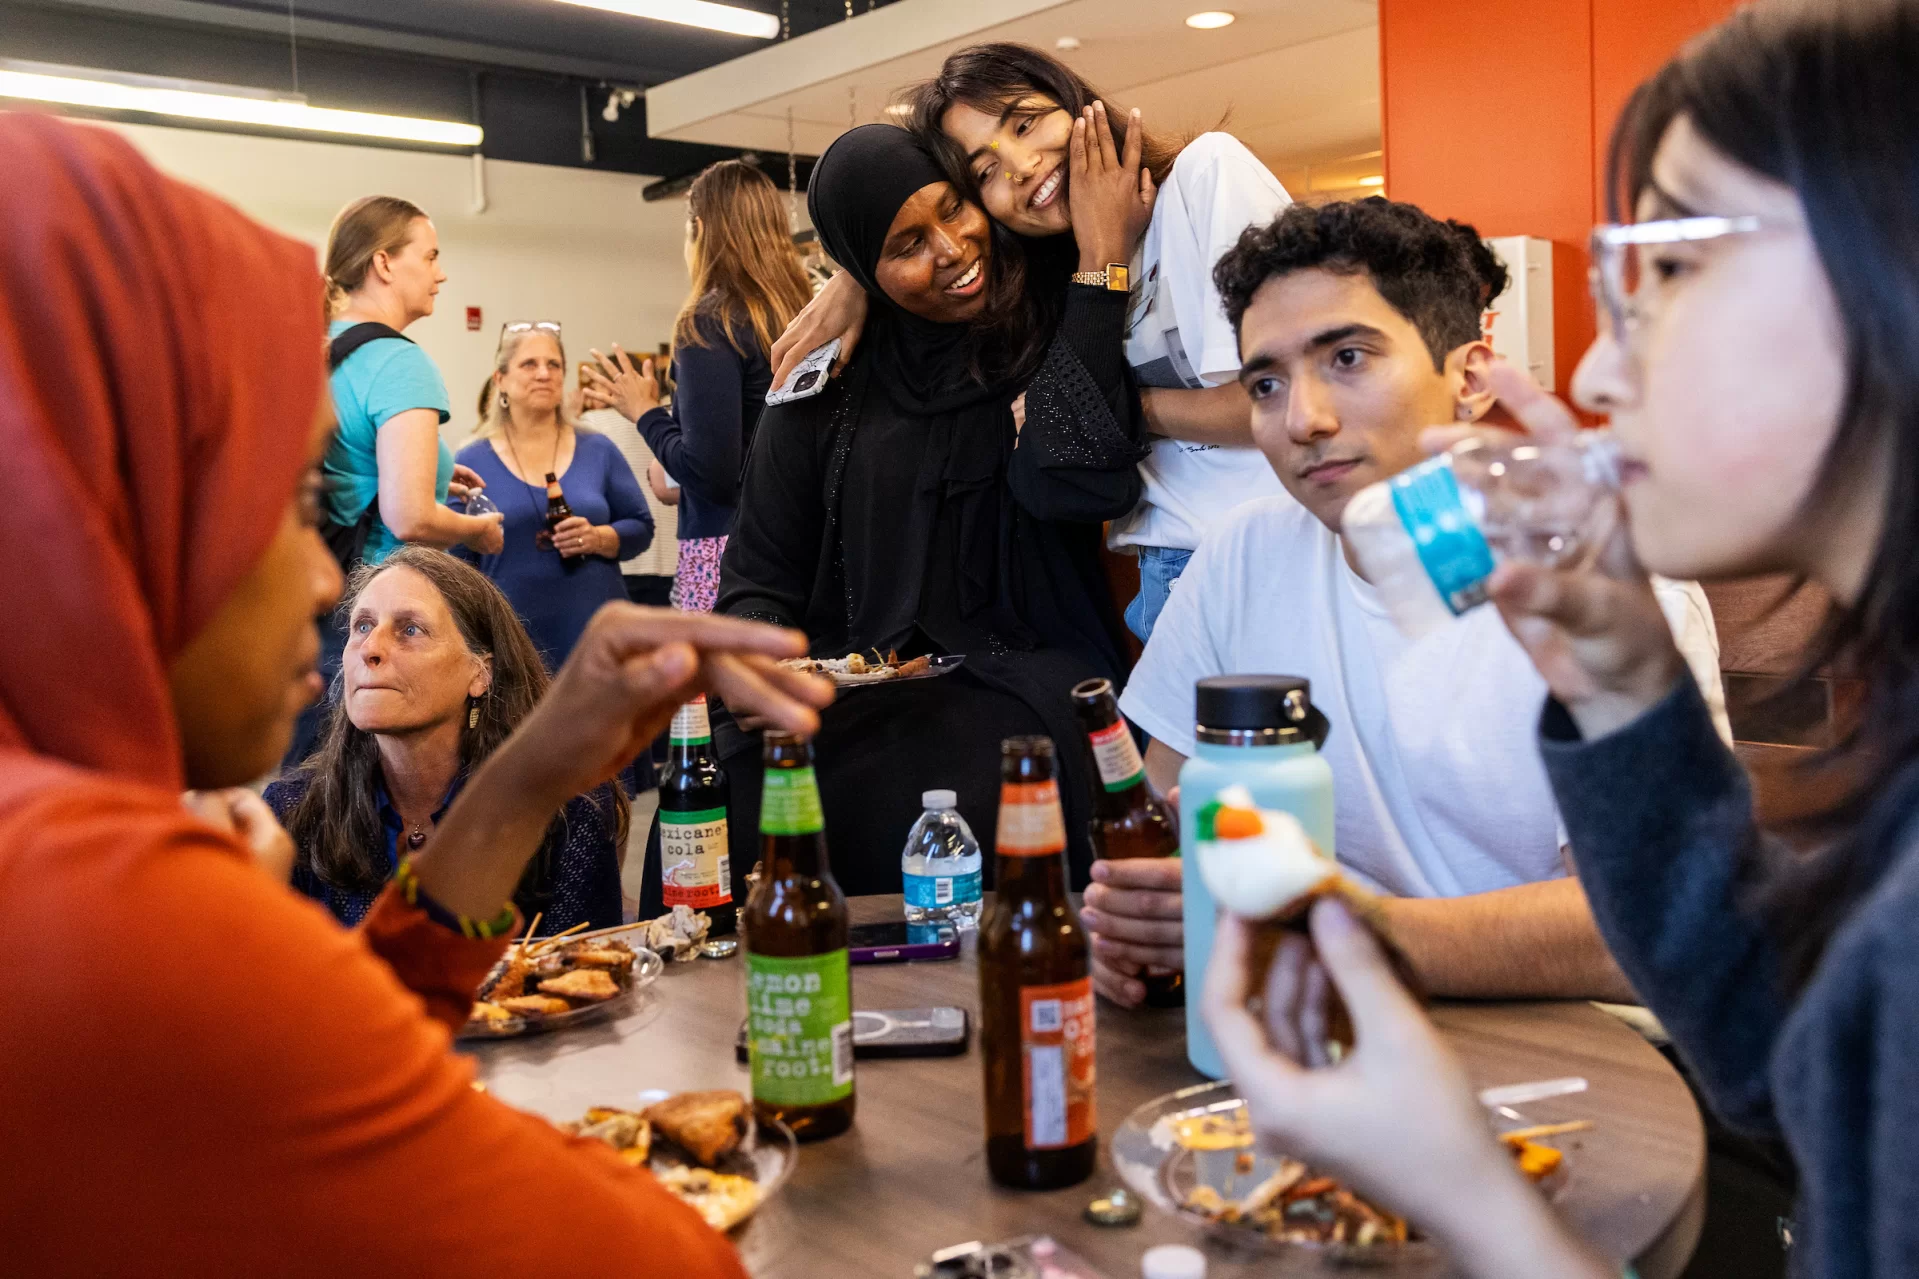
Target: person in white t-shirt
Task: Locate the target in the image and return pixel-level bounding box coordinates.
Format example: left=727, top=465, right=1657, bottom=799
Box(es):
left=1095, top=197, right=1731, bottom=1007
left=769, top=43, right=1292, bottom=642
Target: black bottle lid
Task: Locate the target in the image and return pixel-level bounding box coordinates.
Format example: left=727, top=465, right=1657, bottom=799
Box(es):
left=1194, top=675, right=1330, bottom=747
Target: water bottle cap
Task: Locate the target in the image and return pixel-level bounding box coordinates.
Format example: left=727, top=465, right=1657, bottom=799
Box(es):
left=1194, top=675, right=1331, bottom=748
left=922, top=789, right=957, bottom=810
left=1141, top=1244, right=1206, bottom=1279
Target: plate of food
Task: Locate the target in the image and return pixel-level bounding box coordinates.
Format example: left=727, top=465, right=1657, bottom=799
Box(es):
left=460, top=924, right=664, bottom=1040
left=1111, top=1079, right=1579, bottom=1260
left=777, top=650, right=964, bottom=687
left=564, top=1089, right=795, bottom=1232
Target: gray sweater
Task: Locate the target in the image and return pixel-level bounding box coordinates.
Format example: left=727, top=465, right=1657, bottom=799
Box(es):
left=1541, top=675, right=1919, bottom=1278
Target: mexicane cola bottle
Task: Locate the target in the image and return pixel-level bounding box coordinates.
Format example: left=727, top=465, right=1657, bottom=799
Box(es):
left=979, top=736, right=1097, bottom=1189
left=660, top=695, right=734, bottom=935
left=1071, top=677, right=1183, bottom=1008
left=543, top=471, right=582, bottom=570
left=742, top=732, right=855, bottom=1141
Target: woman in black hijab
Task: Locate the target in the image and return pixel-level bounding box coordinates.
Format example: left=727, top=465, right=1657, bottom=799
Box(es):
left=716, top=123, right=1147, bottom=894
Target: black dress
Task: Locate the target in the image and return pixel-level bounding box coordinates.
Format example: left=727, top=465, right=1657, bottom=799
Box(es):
left=716, top=285, right=1146, bottom=895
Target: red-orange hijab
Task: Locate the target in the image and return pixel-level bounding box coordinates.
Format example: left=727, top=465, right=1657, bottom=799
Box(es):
left=0, top=113, right=324, bottom=805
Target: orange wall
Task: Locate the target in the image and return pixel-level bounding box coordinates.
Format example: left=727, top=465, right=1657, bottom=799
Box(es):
left=1380, top=0, right=1739, bottom=389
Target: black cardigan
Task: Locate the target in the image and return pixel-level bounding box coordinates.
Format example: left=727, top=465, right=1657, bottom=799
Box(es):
left=636, top=308, right=772, bottom=540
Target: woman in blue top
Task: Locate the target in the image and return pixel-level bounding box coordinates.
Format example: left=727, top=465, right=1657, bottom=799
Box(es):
left=585, top=160, right=810, bottom=613
left=456, top=322, right=653, bottom=670
left=288, top=197, right=506, bottom=766
left=266, top=546, right=623, bottom=931
left=321, top=196, right=503, bottom=565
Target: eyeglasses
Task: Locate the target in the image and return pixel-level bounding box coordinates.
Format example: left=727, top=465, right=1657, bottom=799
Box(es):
left=1588, top=216, right=1769, bottom=343
left=499, top=320, right=562, bottom=342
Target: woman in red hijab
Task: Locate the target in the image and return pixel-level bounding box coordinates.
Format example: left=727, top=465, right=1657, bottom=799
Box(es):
left=0, top=113, right=830, bottom=1276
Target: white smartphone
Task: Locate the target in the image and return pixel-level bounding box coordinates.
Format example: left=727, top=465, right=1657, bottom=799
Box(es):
left=765, top=338, right=841, bottom=406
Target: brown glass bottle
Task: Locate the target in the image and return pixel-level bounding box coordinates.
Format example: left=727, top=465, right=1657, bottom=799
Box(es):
left=979, top=736, right=1098, bottom=1190
left=741, top=733, right=855, bottom=1141
left=1071, top=677, right=1184, bottom=1008
left=543, top=471, right=582, bottom=568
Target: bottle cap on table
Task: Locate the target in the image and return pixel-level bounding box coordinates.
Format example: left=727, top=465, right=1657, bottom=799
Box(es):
left=1140, top=1244, right=1206, bottom=1279
left=922, top=789, right=957, bottom=810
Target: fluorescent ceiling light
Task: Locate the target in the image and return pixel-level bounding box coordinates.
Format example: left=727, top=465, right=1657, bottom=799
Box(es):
left=548, top=0, right=780, bottom=38
left=1358, top=175, right=1385, bottom=186
left=1185, top=10, right=1235, bottom=28
left=0, top=59, right=481, bottom=148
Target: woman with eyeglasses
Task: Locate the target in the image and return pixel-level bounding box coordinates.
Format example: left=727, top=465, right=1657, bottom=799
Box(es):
left=1201, top=3, right=1919, bottom=1276
left=454, top=321, right=654, bottom=671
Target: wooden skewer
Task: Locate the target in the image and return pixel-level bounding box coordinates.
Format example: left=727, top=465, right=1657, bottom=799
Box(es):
left=530, top=920, right=592, bottom=955
left=1500, top=1120, right=1594, bottom=1144
left=517, top=911, right=544, bottom=955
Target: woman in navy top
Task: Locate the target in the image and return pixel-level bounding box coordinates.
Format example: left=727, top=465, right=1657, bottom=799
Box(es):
left=267, top=546, right=624, bottom=932
left=586, top=161, right=810, bottom=612
left=456, top=322, right=652, bottom=669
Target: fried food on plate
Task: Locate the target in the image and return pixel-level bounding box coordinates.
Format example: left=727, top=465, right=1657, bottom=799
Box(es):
left=537, top=968, right=621, bottom=1002
left=645, top=1090, right=749, bottom=1167
left=653, top=1166, right=762, bottom=1232
left=497, top=995, right=573, bottom=1016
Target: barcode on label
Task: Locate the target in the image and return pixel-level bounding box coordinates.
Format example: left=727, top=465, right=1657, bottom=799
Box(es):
left=934, top=877, right=954, bottom=905
left=1026, top=1043, right=1068, bottom=1147
left=718, top=854, right=730, bottom=886
left=1030, top=998, right=1062, bottom=1034
left=831, top=1020, right=854, bottom=1087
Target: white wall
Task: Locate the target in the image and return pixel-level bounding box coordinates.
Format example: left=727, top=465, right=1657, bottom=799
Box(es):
left=102, top=122, right=700, bottom=451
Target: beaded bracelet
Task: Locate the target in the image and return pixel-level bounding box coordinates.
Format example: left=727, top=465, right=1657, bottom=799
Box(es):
left=393, top=856, right=518, bottom=940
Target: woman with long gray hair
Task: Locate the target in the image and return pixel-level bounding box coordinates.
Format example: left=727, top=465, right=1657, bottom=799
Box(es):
left=267, top=546, right=624, bottom=930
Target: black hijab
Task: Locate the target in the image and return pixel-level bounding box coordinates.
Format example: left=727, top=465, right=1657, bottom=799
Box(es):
left=802, top=123, right=1031, bottom=650
left=807, top=124, right=1016, bottom=415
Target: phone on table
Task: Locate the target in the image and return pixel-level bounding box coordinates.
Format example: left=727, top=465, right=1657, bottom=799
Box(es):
left=849, top=920, right=958, bottom=964
left=737, top=1006, right=970, bottom=1061
left=765, top=338, right=840, bottom=405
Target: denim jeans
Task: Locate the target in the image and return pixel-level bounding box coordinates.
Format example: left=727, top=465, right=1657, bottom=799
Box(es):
left=1124, top=545, right=1196, bottom=644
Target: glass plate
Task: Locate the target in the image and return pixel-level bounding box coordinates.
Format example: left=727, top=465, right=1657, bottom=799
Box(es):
left=647, top=1112, right=797, bottom=1231
left=1112, top=1080, right=1573, bottom=1263
left=821, top=654, right=966, bottom=687
left=457, top=940, right=664, bottom=1041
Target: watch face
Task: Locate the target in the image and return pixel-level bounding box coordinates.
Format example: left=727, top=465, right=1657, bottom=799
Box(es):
left=1108, top=264, right=1131, bottom=292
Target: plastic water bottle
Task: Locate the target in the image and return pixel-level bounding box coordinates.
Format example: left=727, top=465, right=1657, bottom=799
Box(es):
left=1341, top=432, right=1620, bottom=640
left=901, top=789, right=983, bottom=928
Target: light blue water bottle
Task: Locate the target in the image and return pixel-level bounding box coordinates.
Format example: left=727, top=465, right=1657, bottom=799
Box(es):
left=1179, top=675, right=1335, bottom=1079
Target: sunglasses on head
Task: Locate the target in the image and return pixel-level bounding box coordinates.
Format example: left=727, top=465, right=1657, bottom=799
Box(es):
left=500, top=320, right=562, bottom=342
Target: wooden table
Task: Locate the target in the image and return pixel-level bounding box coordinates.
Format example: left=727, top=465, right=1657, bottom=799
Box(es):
left=467, top=897, right=1705, bottom=1278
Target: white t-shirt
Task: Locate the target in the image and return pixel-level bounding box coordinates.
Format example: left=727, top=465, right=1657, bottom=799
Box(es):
left=1109, top=132, right=1293, bottom=554
left=1119, top=497, right=1732, bottom=899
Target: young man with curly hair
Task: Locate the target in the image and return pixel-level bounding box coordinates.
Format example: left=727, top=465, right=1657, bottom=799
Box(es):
left=1085, top=198, right=1731, bottom=1007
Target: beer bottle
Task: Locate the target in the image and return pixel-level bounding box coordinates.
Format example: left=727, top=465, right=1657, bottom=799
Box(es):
left=659, top=694, right=734, bottom=935
left=543, top=471, right=582, bottom=569
left=742, top=732, right=855, bottom=1141
left=979, top=736, right=1097, bottom=1189
left=1071, top=677, right=1183, bottom=1008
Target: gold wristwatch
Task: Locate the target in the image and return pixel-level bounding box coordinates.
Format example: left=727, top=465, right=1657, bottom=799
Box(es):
left=1070, top=263, right=1131, bottom=291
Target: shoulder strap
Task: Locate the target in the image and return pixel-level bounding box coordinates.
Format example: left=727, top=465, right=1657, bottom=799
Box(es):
left=328, top=322, right=412, bottom=370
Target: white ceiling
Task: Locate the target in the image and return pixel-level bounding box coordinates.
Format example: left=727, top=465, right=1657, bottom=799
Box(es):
left=647, top=0, right=1381, bottom=185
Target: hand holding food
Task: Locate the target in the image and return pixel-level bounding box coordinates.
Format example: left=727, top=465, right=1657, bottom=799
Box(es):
left=1202, top=901, right=1567, bottom=1260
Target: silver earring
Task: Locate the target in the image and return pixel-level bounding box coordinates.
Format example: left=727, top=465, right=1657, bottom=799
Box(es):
left=498, top=392, right=509, bottom=409
left=1456, top=404, right=1473, bottom=420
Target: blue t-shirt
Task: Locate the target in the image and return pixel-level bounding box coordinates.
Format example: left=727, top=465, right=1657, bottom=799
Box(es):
left=323, top=319, right=454, bottom=565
